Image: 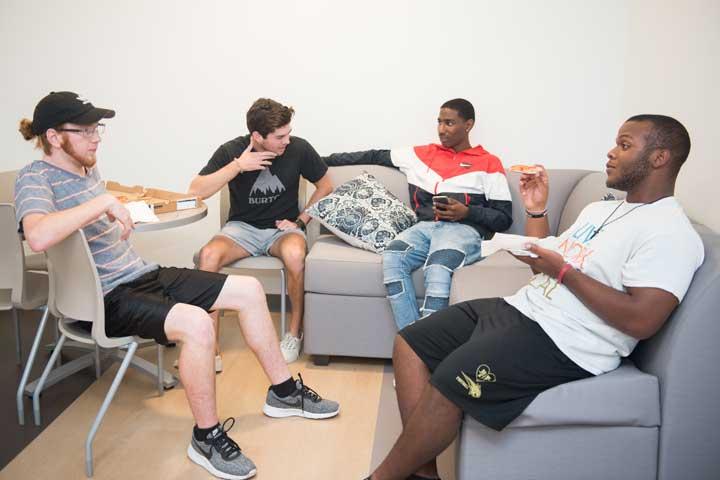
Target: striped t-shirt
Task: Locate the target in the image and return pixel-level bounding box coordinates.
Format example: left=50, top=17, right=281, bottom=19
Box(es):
left=14, top=160, right=157, bottom=294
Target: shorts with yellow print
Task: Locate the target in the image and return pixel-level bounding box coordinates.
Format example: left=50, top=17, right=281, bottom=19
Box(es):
left=398, top=298, right=592, bottom=431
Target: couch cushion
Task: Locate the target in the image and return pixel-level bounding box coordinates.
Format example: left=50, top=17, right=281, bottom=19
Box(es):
left=558, top=171, right=625, bottom=233
left=506, top=362, right=659, bottom=428
left=450, top=253, right=533, bottom=302
left=307, top=172, right=417, bottom=253
left=305, top=235, right=425, bottom=297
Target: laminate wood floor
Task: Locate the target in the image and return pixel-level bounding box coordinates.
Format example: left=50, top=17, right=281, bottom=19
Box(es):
left=1, top=312, right=387, bottom=479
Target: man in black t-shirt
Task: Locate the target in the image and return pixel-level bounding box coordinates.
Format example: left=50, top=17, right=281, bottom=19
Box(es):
left=189, top=98, right=332, bottom=363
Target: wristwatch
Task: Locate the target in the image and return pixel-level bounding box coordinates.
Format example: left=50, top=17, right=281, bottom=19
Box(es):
left=525, top=208, right=548, bottom=218
left=294, top=218, right=307, bottom=231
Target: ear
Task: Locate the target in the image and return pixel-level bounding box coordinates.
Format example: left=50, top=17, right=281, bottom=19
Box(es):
left=465, top=119, right=475, bottom=133
left=652, top=148, right=672, bottom=169
left=45, top=128, right=63, bottom=149
left=250, top=131, right=264, bottom=145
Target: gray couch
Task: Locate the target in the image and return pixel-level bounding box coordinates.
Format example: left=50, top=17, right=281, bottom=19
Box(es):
left=304, top=165, right=610, bottom=363
left=305, top=165, right=720, bottom=478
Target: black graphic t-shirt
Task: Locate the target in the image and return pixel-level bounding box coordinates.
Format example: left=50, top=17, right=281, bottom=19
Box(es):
left=199, top=135, right=327, bottom=229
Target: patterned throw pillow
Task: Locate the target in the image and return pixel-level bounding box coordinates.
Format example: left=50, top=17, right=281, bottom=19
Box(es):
left=307, top=172, right=417, bottom=253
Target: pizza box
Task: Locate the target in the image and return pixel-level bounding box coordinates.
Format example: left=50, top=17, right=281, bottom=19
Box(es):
left=105, top=181, right=200, bottom=214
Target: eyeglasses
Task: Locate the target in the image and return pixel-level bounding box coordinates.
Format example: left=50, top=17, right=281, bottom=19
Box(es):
left=56, top=124, right=106, bottom=138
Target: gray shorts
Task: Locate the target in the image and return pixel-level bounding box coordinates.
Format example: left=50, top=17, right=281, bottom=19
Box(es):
left=219, top=220, right=306, bottom=256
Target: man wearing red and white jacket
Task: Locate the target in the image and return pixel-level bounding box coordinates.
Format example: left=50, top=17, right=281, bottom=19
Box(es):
left=323, top=98, right=513, bottom=329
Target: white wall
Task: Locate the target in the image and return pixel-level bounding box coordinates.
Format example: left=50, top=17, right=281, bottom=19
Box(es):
left=622, top=0, right=719, bottom=232
left=1, top=0, right=716, bottom=269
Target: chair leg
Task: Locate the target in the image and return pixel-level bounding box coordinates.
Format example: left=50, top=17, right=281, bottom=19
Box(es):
left=54, top=320, right=62, bottom=368
left=12, top=308, right=21, bottom=365
left=16, top=306, right=49, bottom=425
left=86, top=341, right=138, bottom=477
left=94, top=345, right=102, bottom=379
left=33, top=333, right=67, bottom=426
left=279, top=268, right=287, bottom=339
left=156, top=344, right=164, bottom=396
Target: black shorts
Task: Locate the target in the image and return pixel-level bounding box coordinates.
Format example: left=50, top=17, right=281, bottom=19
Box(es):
left=102, top=267, right=228, bottom=345
left=399, top=298, right=592, bottom=431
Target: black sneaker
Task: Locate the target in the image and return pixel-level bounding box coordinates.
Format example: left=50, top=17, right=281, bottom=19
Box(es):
left=263, top=373, right=340, bottom=419
left=187, top=418, right=257, bottom=479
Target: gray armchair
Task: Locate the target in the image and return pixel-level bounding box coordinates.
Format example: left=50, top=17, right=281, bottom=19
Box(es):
left=451, top=175, right=720, bottom=480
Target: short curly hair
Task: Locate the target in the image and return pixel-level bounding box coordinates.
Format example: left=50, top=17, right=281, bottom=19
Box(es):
left=246, top=98, right=294, bottom=138
left=626, top=114, right=691, bottom=168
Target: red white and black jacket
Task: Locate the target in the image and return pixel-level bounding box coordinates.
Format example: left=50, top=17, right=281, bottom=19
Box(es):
left=323, top=144, right=513, bottom=238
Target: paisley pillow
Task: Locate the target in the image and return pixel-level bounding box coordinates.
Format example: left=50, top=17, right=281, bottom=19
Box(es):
left=307, top=172, right=417, bottom=253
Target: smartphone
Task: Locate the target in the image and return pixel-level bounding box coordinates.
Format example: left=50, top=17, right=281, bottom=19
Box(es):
left=433, top=195, right=450, bottom=205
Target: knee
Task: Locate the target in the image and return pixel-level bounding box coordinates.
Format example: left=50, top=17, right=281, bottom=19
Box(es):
left=385, top=239, right=411, bottom=255
left=426, top=249, right=466, bottom=273
left=198, top=244, right=223, bottom=271
left=383, top=240, right=411, bottom=270
left=175, top=307, right=215, bottom=349
left=392, top=334, right=413, bottom=361
left=282, top=246, right=306, bottom=274
left=228, top=275, right=265, bottom=304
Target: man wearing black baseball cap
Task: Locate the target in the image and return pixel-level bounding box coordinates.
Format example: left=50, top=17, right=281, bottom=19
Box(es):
left=19, top=91, right=114, bottom=167
left=30, top=91, right=115, bottom=135
left=15, top=91, right=340, bottom=479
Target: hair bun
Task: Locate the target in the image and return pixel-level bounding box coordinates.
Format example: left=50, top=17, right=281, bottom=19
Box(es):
left=19, top=118, right=36, bottom=140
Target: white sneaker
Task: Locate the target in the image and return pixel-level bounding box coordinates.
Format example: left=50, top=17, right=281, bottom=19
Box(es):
left=174, top=354, right=223, bottom=373
left=280, top=333, right=303, bottom=363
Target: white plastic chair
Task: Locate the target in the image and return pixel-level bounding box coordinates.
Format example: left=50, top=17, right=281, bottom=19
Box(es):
left=37, top=229, right=164, bottom=477
left=193, top=183, right=308, bottom=337
left=0, top=203, right=53, bottom=426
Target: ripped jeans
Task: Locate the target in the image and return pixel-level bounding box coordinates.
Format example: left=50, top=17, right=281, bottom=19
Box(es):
left=382, top=221, right=483, bottom=330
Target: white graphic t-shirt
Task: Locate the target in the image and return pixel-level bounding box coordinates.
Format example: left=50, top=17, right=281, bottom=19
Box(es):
left=504, top=197, right=704, bottom=375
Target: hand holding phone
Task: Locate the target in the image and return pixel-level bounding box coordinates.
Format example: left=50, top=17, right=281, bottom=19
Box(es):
left=433, top=195, right=450, bottom=205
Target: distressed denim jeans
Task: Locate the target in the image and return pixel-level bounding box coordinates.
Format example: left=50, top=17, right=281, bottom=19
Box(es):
left=382, top=221, right=483, bottom=330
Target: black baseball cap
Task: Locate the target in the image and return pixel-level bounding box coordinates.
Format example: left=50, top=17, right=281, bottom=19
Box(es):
left=31, top=91, right=115, bottom=135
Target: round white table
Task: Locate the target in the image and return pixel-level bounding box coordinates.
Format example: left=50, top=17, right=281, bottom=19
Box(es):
left=133, top=203, right=208, bottom=232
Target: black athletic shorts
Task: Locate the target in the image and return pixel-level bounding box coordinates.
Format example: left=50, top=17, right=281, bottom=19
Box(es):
left=102, top=267, right=228, bottom=345
left=399, top=298, right=592, bottom=431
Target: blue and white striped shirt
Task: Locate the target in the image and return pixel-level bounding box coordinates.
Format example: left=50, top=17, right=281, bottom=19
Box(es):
left=14, top=160, right=157, bottom=294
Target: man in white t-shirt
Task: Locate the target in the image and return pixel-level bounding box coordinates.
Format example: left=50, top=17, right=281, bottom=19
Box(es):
left=363, top=115, right=704, bottom=480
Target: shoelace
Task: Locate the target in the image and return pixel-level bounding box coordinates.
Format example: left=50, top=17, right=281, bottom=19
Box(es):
left=280, top=335, right=295, bottom=348
left=281, top=334, right=302, bottom=349
left=297, top=372, right=322, bottom=414
left=209, top=418, right=242, bottom=460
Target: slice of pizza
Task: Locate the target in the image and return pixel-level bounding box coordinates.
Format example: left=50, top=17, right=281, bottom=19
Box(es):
left=509, top=164, right=540, bottom=175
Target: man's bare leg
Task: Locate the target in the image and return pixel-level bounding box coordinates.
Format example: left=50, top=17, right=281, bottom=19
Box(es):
left=268, top=232, right=306, bottom=337
left=210, top=274, right=291, bottom=384
left=369, top=336, right=461, bottom=479
left=164, top=304, right=219, bottom=427
left=371, top=382, right=462, bottom=480
left=198, top=235, right=251, bottom=357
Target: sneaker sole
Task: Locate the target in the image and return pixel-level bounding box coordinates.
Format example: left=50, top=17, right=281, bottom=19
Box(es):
left=282, top=355, right=299, bottom=364
left=262, top=404, right=340, bottom=419
left=187, top=444, right=256, bottom=480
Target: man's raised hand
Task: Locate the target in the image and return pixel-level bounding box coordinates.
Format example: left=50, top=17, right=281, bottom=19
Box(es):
left=518, top=164, right=549, bottom=212
left=233, top=137, right=276, bottom=174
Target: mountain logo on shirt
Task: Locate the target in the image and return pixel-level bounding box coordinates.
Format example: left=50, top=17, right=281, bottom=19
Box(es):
left=249, top=169, right=285, bottom=204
